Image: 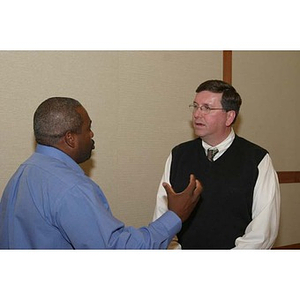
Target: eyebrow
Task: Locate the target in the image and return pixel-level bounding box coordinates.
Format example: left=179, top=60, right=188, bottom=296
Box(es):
left=193, top=102, right=209, bottom=106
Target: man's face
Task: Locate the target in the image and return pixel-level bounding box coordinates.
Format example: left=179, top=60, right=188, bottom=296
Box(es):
left=192, top=91, right=234, bottom=146
left=74, top=106, right=95, bottom=164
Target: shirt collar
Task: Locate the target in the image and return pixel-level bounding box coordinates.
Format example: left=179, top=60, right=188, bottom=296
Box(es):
left=202, top=128, right=235, bottom=158
left=36, top=144, right=84, bottom=174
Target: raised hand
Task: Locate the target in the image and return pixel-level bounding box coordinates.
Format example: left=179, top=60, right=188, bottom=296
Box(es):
left=163, top=174, right=202, bottom=222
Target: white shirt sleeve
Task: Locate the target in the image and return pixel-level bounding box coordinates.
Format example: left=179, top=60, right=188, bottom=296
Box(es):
left=153, top=153, right=182, bottom=249
left=233, top=153, right=281, bottom=249
left=154, top=152, right=280, bottom=250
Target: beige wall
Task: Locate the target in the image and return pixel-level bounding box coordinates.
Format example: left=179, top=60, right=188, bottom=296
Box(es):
left=0, top=51, right=299, bottom=247
left=0, top=50, right=221, bottom=227
left=232, top=51, right=300, bottom=246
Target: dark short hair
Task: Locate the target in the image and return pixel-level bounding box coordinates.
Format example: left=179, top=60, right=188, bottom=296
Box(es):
left=34, top=97, right=83, bottom=146
left=196, top=79, right=242, bottom=123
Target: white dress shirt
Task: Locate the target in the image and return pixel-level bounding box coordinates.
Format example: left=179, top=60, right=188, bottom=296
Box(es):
left=153, top=129, right=281, bottom=249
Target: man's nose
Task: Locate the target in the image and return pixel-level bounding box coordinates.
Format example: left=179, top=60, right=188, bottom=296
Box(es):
left=193, top=106, right=204, bottom=118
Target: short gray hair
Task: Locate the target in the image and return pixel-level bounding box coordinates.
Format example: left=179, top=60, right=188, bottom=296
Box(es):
left=34, top=97, right=83, bottom=146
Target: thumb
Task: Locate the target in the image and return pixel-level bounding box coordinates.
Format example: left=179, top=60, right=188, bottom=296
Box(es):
left=162, top=182, right=175, bottom=196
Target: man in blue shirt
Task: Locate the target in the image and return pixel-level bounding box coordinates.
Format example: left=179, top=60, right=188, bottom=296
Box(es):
left=0, top=97, right=202, bottom=249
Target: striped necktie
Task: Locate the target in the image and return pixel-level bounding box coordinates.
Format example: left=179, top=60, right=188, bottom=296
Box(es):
left=207, top=148, right=219, bottom=161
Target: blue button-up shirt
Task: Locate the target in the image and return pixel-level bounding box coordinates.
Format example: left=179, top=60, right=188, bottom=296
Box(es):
left=0, top=144, right=181, bottom=249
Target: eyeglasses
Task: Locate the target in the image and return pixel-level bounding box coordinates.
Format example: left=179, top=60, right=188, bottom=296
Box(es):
left=189, top=103, right=225, bottom=115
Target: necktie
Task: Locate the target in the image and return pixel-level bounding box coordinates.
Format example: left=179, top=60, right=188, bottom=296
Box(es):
left=207, top=148, right=219, bottom=161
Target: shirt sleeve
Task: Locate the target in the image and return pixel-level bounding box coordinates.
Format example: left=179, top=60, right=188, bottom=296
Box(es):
left=153, top=153, right=182, bottom=249
left=55, top=181, right=182, bottom=249
left=233, top=154, right=281, bottom=249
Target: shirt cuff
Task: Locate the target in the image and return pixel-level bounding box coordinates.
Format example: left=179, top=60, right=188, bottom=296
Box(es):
left=155, top=210, right=182, bottom=238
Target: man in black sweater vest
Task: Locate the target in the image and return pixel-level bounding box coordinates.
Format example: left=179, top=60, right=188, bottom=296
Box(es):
left=153, top=79, right=280, bottom=249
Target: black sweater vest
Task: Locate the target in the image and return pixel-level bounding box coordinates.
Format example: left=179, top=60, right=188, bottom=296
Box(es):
left=170, top=135, right=267, bottom=249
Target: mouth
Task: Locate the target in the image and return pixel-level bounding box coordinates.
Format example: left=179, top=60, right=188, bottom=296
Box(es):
left=92, top=140, right=95, bottom=149
left=194, top=121, right=205, bottom=128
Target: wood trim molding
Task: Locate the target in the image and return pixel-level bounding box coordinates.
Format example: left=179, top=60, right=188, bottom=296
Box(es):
left=277, top=171, right=300, bottom=184
left=273, top=243, right=300, bottom=249
left=223, top=51, right=232, bottom=84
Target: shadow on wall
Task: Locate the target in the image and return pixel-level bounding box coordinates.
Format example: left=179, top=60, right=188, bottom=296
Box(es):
left=80, top=159, right=95, bottom=177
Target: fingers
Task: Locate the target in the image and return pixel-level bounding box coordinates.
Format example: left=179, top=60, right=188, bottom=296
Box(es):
left=162, top=182, right=175, bottom=196
left=194, top=179, right=203, bottom=197
left=163, top=174, right=201, bottom=196
left=189, top=174, right=203, bottom=196
left=184, top=174, right=197, bottom=195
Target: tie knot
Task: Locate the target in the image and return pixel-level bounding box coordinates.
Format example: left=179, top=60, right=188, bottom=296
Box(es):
left=207, top=148, right=219, bottom=161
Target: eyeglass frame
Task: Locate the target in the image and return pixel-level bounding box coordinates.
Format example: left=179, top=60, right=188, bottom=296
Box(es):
left=189, top=103, right=225, bottom=114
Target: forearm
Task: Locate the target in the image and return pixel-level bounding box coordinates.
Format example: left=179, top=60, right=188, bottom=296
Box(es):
left=233, top=154, right=280, bottom=249
left=114, top=211, right=182, bottom=249
left=233, top=204, right=279, bottom=249
left=60, top=185, right=182, bottom=249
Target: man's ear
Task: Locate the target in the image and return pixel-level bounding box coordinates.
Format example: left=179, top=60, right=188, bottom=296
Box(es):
left=225, top=110, right=236, bottom=127
left=64, top=131, right=76, bottom=148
